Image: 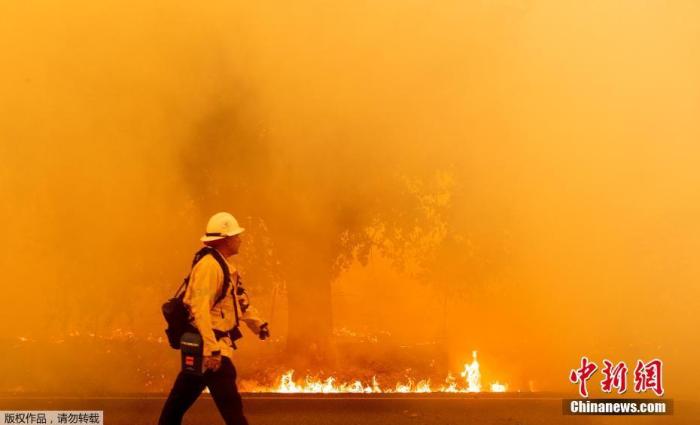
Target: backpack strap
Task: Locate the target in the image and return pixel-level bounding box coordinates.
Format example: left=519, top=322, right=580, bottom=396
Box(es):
left=231, top=275, right=240, bottom=325
left=207, top=249, right=232, bottom=307
left=175, top=247, right=231, bottom=307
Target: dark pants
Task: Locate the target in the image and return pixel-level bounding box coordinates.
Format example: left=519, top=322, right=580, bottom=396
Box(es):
left=158, top=356, right=248, bottom=425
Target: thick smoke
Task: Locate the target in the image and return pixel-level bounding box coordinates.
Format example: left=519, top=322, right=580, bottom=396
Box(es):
left=1, top=0, right=698, bottom=396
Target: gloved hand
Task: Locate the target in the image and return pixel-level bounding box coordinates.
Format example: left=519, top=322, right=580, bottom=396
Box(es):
left=203, top=354, right=222, bottom=372
left=258, top=323, right=270, bottom=340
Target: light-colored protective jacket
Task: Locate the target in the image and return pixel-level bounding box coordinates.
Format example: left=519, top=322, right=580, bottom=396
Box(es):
left=183, top=251, right=265, bottom=358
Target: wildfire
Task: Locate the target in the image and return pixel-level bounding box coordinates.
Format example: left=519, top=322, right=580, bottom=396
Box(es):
left=252, top=351, right=508, bottom=393
left=460, top=350, right=481, bottom=392
left=490, top=382, right=508, bottom=392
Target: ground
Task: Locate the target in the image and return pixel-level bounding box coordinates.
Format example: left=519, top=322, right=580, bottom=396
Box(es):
left=1, top=394, right=697, bottom=425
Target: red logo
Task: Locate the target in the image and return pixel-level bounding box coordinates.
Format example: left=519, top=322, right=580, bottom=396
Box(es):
left=570, top=357, right=664, bottom=397
left=569, top=357, right=598, bottom=397
left=634, top=359, right=664, bottom=396
left=185, top=356, right=194, bottom=366
left=601, top=359, right=628, bottom=394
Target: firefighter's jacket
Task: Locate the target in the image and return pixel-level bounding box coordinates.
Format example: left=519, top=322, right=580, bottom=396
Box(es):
left=183, top=251, right=265, bottom=358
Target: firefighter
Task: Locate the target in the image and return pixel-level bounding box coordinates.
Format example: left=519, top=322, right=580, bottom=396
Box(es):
left=159, top=212, right=269, bottom=425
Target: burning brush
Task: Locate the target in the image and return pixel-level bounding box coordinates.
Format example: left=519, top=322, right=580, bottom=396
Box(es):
left=246, top=351, right=508, bottom=393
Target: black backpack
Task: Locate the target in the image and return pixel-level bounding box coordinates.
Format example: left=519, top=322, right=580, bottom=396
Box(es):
left=162, top=246, right=231, bottom=349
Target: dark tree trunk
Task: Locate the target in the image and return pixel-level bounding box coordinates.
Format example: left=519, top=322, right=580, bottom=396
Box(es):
left=286, top=273, right=333, bottom=363
left=280, top=243, right=336, bottom=366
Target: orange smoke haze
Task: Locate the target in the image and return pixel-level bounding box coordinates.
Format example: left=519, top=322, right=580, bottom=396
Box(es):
left=1, top=0, right=699, bottom=397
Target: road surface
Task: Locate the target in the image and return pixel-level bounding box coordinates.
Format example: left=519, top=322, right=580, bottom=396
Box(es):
left=1, top=393, right=696, bottom=425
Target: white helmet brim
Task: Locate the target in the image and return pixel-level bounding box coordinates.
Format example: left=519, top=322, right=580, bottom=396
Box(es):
left=200, top=227, right=245, bottom=242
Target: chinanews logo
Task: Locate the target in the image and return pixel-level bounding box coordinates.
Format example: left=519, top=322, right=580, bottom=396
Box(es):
left=562, top=357, right=673, bottom=416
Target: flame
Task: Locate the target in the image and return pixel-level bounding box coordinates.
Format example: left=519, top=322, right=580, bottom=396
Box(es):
left=256, top=351, right=508, bottom=393
left=490, top=382, right=507, bottom=392
left=277, top=371, right=381, bottom=393
left=439, top=372, right=458, bottom=392
left=460, top=350, right=481, bottom=392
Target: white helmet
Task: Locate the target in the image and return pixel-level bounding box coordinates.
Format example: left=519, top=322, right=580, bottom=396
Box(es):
left=201, top=212, right=245, bottom=242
